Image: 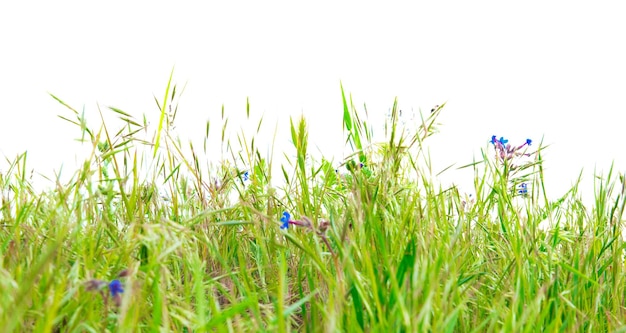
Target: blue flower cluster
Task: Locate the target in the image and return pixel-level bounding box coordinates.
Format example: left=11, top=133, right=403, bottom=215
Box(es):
left=490, top=135, right=532, bottom=162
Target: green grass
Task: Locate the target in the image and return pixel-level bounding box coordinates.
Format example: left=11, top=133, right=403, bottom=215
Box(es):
left=1, top=78, right=626, bottom=332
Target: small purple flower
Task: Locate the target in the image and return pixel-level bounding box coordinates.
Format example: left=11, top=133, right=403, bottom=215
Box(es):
left=280, top=211, right=290, bottom=230
left=109, top=279, right=124, bottom=297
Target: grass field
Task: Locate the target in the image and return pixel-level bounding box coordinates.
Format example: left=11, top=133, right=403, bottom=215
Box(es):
left=1, top=78, right=625, bottom=332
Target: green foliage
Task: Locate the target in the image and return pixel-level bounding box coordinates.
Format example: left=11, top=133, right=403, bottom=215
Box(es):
left=1, top=79, right=625, bottom=332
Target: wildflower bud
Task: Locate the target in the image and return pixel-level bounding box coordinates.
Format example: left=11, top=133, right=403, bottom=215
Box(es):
left=318, top=220, right=330, bottom=234
left=85, top=279, right=107, bottom=292
left=117, top=269, right=130, bottom=278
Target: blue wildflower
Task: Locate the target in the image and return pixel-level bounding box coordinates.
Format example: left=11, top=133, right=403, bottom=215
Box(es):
left=109, top=279, right=124, bottom=297
left=526, top=139, right=532, bottom=146
left=517, top=183, right=528, bottom=195
left=238, top=171, right=250, bottom=183
left=280, top=211, right=290, bottom=230
left=491, top=135, right=509, bottom=146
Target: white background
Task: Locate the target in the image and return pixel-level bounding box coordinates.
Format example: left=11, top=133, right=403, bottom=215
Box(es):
left=1, top=2, right=625, bottom=203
